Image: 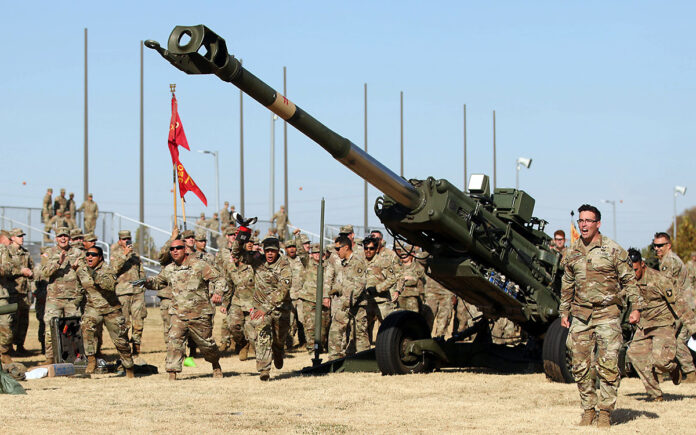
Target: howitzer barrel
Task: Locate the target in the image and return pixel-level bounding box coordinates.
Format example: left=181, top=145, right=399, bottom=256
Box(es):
left=0, top=303, right=17, bottom=315
left=146, top=25, right=421, bottom=210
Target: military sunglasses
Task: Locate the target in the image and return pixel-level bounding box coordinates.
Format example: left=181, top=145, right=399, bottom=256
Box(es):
left=169, top=246, right=185, bottom=251
left=652, top=242, right=668, bottom=248
left=85, top=252, right=100, bottom=257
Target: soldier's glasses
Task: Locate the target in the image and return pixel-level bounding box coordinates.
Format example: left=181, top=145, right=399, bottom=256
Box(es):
left=653, top=242, right=668, bottom=248
left=364, top=247, right=377, bottom=251
left=169, top=246, right=185, bottom=251
left=335, top=246, right=343, bottom=251
left=85, top=252, right=100, bottom=257
left=576, top=219, right=598, bottom=224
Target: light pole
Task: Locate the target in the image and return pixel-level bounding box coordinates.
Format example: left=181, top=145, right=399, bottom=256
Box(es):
left=198, top=150, right=220, bottom=230
left=270, top=114, right=278, bottom=217
left=601, top=199, right=617, bottom=240
left=674, top=185, right=687, bottom=243
left=515, top=157, right=532, bottom=190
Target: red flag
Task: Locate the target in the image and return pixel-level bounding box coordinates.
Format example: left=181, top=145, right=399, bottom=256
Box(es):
left=176, top=161, right=208, bottom=206
left=168, top=95, right=190, bottom=164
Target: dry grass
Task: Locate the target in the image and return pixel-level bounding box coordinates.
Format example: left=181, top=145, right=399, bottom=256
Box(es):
left=2, top=308, right=695, bottom=433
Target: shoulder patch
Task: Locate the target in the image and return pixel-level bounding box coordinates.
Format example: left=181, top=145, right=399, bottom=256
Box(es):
left=666, top=289, right=673, bottom=298
left=357, top=267, right=364, bottom=274
left=662, top=266, right=667, bottom=271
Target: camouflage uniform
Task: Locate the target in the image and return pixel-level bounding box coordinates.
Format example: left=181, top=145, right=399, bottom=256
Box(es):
left=685, top=257, right=696, bottom=288
left=365, top=247, right=400, bottom=339
left=658, top=250, right=696, bottom=375
left=41, top=190, right=53, bottom=224
left=111, top=243, right=147, bottom=350
left=215, top=240, right=235, bottom=350
left=53, top=190, right=67, bottom=214
left=156, top=240, right=175, bottom=345
left=5, top=242, right=34, bottom=349
left=561, top=235, right=644, bottom=411
left=327, top=252, right=368, bottom=359
left=453, top=297, right=482, bottom=337
left=33, top=259, right=47, bottom=353
left=491, top=317, right=523, bottom=346
left=424, top=276, right=454, bottom=337
left=75, top=259, right=133, bottom=368
left=0, top=245, right=14, bottom=358
left=271, top=208, right=290, bottom=240
left=627, top=267, right=696, bottom=399
left=39, top=240, right=85, bottom=361
left=145, top=255, right=227, bottom=373
left=286, top=240, right=305, bottom=348
left=67, top=194, right=77, bottom=218
left=232, top=239, right=292, bottom=375
left=45, top=213, right=71, bottom=235
left=397, top=259, right=425, bottom=312
left=297, top=243, right=330, bottom=353
left=77, top=197, right=99, bottom=234
left=221, top=254, right=256, bottom=352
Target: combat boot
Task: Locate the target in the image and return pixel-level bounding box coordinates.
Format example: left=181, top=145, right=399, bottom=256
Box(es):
left=218, top=342, right=229, bottom=354
left=273, top=351, right=284, bottom=370
left=259, top=370, right=270, bottom=381
left=168, top=371, right=177, bottom=381
left=683, top=371, right=696, bottom=383
left=212, top=361, right=223, bottom=379
left=85, top=355, right=97, bottom=375
left=0, top=353, right=13, bottom=365
left=125, top=367, right=135, bottom=378
left=238, top=343, right=249, bottom=361
left=597, top=410, right=611, bottom=428
left=247, top=342, right=256, bottom=359
left=578, top=409, right=596, bottom=426
left=649, top=395, right=663, bottom=402
left=670, top=366, right=682, bottom=385
left=132, top=342, right=141, bottom=356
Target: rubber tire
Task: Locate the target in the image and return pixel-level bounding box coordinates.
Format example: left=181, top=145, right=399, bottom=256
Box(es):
left=542, top=317, right=574, bottom=383
left=376, top=310, right=432, bottom=375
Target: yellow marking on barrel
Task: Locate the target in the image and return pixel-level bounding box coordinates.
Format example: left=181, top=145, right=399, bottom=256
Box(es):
left=269, top=93, right=297, bottom=120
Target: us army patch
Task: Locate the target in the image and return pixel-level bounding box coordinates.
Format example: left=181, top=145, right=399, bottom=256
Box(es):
left=357, top=268, right=364, bottom=274
left=662, top=266, right=667, bottom=271
left=666, top=289, right=673, bottom=298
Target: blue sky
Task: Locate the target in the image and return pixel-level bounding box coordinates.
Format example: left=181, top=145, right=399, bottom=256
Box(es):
left=2, top=2, right=695, bottom=248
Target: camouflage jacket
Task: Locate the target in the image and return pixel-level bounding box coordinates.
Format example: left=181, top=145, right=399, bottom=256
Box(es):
left=1, top=244, right=35, bottom=295
left=333, top=253, right=367, bottom=308
left=42, top=193, right=52, bottom=213
left=287, top=255, right=304, bottom=300
left=75, top=261, right=121, bottom=314
left=296, top=243, right=328, bottom=303
left=636, top=267, right=696, bottom=333
left=365, top=248, right=401, bottom=303
left=77, top=199, right=99, bottom=218
left=215, top=244, right=233, bottom=272
left=686, top=260, right=696, bottom=288
left=232, top=240, right=292, bottom=313
left=0, top=245, right=13, bottom=299
left=223, top=259, right=254, bottom=311
left=146, top=254, right=227, bottom=319
left=40, top=245, right=85, bottom=300
left=155, top=239, right=175, bottom=300
left=193, top=249, right=217, bottom=266
left=111, top=245, right=145, bottom=296
left=398, top=260, right=425, bottom=298
left=659, top=250, right=696, bottom=311
left=425, top=276, right=451, bottom=298
left=560, top=234, right=644, bottom=322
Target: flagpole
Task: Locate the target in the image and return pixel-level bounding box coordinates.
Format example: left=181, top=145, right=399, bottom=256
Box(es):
left=181, top=198, right=187, bottom=230
left=170, top=83, right=178, bottom=229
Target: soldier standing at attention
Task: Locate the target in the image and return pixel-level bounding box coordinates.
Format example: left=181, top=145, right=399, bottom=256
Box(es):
left=76, top=246, right=135, bottom=377
left=395, top=244, right=425, bottom=312
left=77, top=193, right=99, bottom=234
left=6, top=229, right=34, bottom=354
left=652, top=231, right=696, bottom=382
left=219, top=201, right=231, bottom=229
left=560, top=204, right=643, bottom=428
left=144, top=238, right=226, bottom=380
left=233, top=235, right=292, bottom=381
left=626, top=248, right=696, bottom=400
left=53, top=188, right=68, bottom=214
left=39, top=227, right=86, bottom=364
left=67, top=192, right=77, bottom=217
left=270, top=205, right=290, bottom=240
left=111, top=230, right=147, bottom=358
left=41, top=188, right=53, bottom=224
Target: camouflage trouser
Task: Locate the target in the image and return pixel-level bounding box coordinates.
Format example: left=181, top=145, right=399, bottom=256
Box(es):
left=84, top=217, right=96, bottom=234
left=424, top=294, right=453, bottom=337
left=491, top=317, right=523, bottom=346
left=328, top=303, right=369, bottom=360
left=627, top=325, right=676, bottom=399
left=35, top=294, right=46, bottom=351
left=41, top=209, right=51, bottom=224
left=367, top=299, right=395, bottom=343
left=118, top=293, right=147, bottom=345
left=0, top=297, right=13, bottom=355
left=159, top=298, right=173, bottom=345
left=250, top=309, right=290, bottom=373
left=398, top=295, right=421, bottom=313
left=166, top=314, right=220, bottom=373
left=301, top=300, right=331, bottom=353
left=44, top=298, right=82, bottom=360
left=454, top=298, right=481, bottom=335
left=675, top=320, right=696, bottom=373
left=82, top=307, right=134, bottom=369
left=287, top=298, right=305, bottom=348
left=567, top=316, right=623, bottom=411
left=225, top=304, right=255, bottom=349
left=10, top=293, right=30, bottom=348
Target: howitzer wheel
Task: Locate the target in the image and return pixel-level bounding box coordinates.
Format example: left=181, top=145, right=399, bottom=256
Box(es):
left=542, top=318, right=573, bottom=383
left=375, top=310, right=433, bottom=375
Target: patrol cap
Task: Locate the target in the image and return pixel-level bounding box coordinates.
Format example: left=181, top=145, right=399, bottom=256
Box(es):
left=262, top=237, right=280, bottom=251
left=300, top=234, right=310, bottom=244
left=69, top=192, right=74, bottom=196
left=339, top=224, right=354, bottom=235
left=88, top=193, right=93, bottom=198
left=181, top=229, right=195, bottom=239
left=84, top=233, right=98, bottom=242
left=194, top=228, right=207, bottom=241
left=70, top=229, right=84, bottom=239
left=310, top=243, right=321, bottom=254
left=394, top=243, right=412, bottom=252
left=285, top=239, right=296, bottom=248
left=200, top=212, right=205, bottom=218
left=118, top=230, right=132, bottom=239
left=9, top=228, right=26, bottom=237
left=56, top=227, right=70, bottom=237
left=60, top=188, right=65, bottom=193
left=225, top=226, right=238, bottom=236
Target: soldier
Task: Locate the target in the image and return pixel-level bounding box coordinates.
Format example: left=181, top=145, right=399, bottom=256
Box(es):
left=70, top=229, right=84, bottom=250
left=181, top=229, right=196, bottom=254
left=424, top=276, right=454, bottom=337
left=6, top=229, right=34, bottom=354
left=67, top=192, right=77, bottom=218
left=196, top=213, right=207, bottom=228
left=77, top=193, right=99, bottom=234
left=297, top=243, right=331, bottom=353
left=41, top=188, right=54, bottom=224
left=155, top=228, right=178, bottom=346
left=233, top=235, right=292, bottom=380
left=363, top=236, right=400, bottom=341
left=45, top=210, right=70, bottom=236
left=192, top=229, right=216, bottom=264
left=221, top=236, right=256, bottom=360
left=76, top=246, right=135, bottom=377
left=39, top=227, right=85, bottom=364
left=626, top=248, right=696, bottom=400
left=33, top=249, right=48, bottom=354
left=81, top=232, right=103, bottom=355
left=0, top=230, right=15, bottom=362
left=686, top=251, right=696, bottom=288
left=552, top=230, right=567, bottom=259
left=453, top=296, right=482, bottom=336
left=63, top=211, right=77, bottom=230
left=53, top=188, right=67, bottom=214
left=220, top=201, right=231, bottom=228
left=144, top=238, right=226, bottom=380
left=339, top=225, right=363, bottom=258
left=395, top=244, right=425, bottom=312
left=270, top=205, right=290, bottom=240
left=560, top=204, right=643, bottom=428
left=327, top=235, right=368, bottom=360
left=111, top=230, right=147, bottom=358
left=285, top=233, right=306, bottom=349
left=652, top=231, right=696, bottom=382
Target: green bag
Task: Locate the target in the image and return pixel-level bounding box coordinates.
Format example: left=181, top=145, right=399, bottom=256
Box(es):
left=0, top=369, right=26, bottom=395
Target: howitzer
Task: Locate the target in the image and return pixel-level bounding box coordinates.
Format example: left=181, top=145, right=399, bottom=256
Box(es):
left=146, top=25, right=574, bottom=382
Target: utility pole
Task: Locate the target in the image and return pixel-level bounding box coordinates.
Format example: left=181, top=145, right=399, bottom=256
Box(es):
left=139, top=40, right=144, bottom=254
left=400, top=91, right=404, bottom=177
left=84, top=28, right=89, bottom=201
left=463, top=104, right=467, bottom=191
left=364, top=83, right=368, bottom=231
left=492, top=110, right=496, bottom=190
left=239, top=60, right=244, bottom=215
left=283, top=66, right=288, bottom=216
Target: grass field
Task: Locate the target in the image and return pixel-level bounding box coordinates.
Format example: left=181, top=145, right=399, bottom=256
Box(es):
left=2, top=307, right=695, bottom=433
